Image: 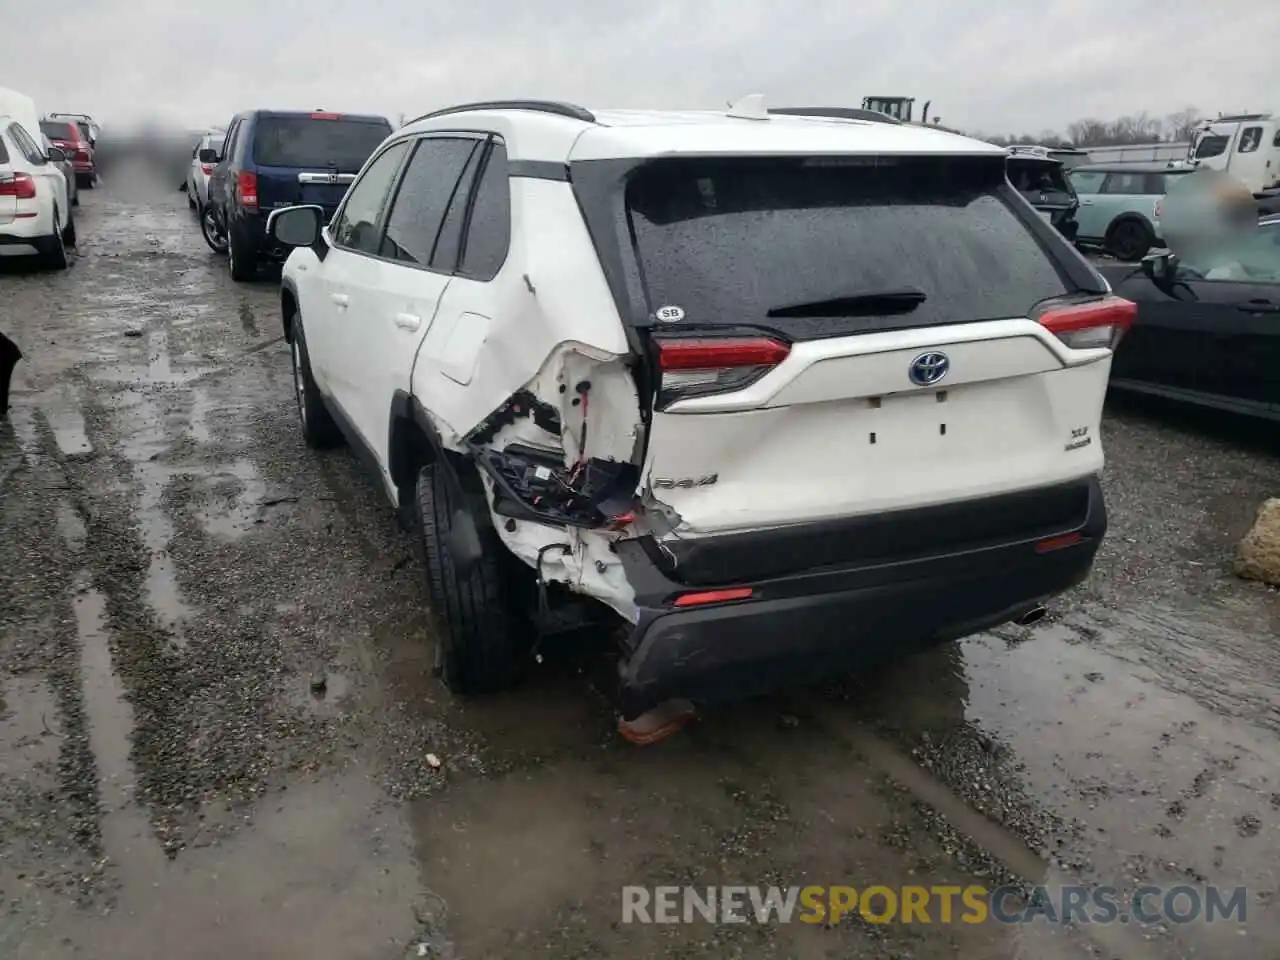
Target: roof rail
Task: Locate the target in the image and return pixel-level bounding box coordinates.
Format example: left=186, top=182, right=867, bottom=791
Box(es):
left=768, top=107, right=902, bottom=125
left=406, top=100, right=596, bottom=126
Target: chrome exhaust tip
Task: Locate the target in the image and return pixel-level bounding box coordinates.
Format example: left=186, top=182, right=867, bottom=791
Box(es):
left=1013, top=605, right=1047, bottom=626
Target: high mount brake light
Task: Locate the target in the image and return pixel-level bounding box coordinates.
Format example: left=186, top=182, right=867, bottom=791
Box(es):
left=1038, top=296, right=1136, bottom=351
left=654, top=337, right=791, bottom=406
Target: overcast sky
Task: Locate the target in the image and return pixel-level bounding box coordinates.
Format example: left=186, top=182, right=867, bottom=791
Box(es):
left=5, top=0, right=1278, bottom=137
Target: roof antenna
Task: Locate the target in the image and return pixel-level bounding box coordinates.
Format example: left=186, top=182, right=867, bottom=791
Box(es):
left=726, top=94, right=769, bottom=121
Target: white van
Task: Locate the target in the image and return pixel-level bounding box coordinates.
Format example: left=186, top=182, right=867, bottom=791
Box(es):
left=1188, top=114, right=1280, bottom=194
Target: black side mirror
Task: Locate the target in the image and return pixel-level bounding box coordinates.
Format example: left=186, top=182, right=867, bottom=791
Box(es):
left=47, top=147, right=67, bottom=163
left=267, top=204, right=324, bottom=248
left=1141, top=249, right=1177, bottom=282
left=198, top=148, right=219, bottom=164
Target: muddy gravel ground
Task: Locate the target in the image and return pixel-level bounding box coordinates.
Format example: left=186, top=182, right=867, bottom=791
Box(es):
left=1, top=165, right=1279, bottom=960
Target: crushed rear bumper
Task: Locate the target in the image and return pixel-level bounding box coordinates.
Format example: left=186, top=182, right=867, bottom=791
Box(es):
left=612, top=476, right=1105, bottom=719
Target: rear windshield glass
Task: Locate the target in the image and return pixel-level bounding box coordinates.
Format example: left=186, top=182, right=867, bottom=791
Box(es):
left=0, top=136, right=8, bottom=164
left=252, top=116, right=391, bottom=172
left=39, top=121, right=72, bottom=140
left=1194, top=134, right=1229, bottom=159
left=1008, top=159, right=1072, bottom=196
left=625, top=156, right=1070, bottom=332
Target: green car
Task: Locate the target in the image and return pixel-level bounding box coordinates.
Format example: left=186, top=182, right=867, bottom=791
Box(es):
left=1067, top=162, right=1196, bottom=261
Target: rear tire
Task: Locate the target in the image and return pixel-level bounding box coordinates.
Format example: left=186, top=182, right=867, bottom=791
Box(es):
left=1107, top=218, right=1153, bottom=262
left=414, top=462, right=524, bottom=695
left=200, top=204, right=228, bottom=254
left=289, top=320, right=343, bottom=450
left=228, top=228, right=257, bottom=282
left=42, top=210, right=69, bottom=271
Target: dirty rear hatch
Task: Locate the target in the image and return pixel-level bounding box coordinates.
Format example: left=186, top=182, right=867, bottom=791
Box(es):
left=571, top=151, right=1109, bottom=582
left=251, top=113, right=392, bottom=219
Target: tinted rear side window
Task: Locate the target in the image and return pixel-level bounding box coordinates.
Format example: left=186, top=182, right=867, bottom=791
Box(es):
left=0, top=134, right=8, bottom=164
left=39, top=121, right=72, bottom=140
left=380, top=137, right=478, bottom=269
left=252, top=116, right=392, bottom=172
left=625, top=156, right=1070, bottom=334
left=458, top=142, right=512, bottom=281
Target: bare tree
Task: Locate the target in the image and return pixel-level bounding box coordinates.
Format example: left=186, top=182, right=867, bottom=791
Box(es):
left=1165, top=107, right=1203, bottom=142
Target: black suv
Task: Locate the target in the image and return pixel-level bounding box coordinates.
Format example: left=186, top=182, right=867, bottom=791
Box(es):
left=201, top=109, right=393, bottom=280
left=1006, top=148, right=1080, bottom=244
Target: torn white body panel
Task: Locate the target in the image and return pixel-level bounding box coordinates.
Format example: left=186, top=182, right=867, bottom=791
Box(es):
left=410, top=176, right=632, bottom=450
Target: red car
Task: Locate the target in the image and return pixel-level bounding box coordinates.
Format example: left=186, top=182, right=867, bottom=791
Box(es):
left=38, top=120, right=95, bottom=188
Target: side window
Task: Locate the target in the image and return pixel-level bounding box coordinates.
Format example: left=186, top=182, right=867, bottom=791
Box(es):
left=1238, top=127, right=1262, bottom=154
left=222, top=121, right=240, bottom=161
left=11, top=124, right=46, bottom=165
left=1273, top=129, right=1280, bottom=148
left=379, top=137, right=479, bottom=269
left=428, top=145, right=485, bottom=273
left=331, top=140, right=410, bottom=255
left=458, top=141, right=512, bottom=281
left=1069, top=171, right=1106, bottom=195
left=1101, top=172, right=1145, bottom=195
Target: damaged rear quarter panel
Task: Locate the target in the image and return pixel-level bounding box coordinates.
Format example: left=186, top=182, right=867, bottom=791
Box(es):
left=409, top=176, right=632, bottom=448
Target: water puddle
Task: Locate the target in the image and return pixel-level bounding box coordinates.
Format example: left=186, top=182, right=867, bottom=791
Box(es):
left=39, top=385, right=93, bottom=458
left=287, top=670, right=353, bottom=717
left=55, top=500, right=87, bottom=551
left=194, top=459, right=270, bottom=540
left=72, top=580, right=166, bottom=878
left=0, top=678, right=62, bottom=779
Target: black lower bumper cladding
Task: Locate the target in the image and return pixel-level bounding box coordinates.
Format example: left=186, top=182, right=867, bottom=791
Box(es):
left=612, top=476, right=1106, bottom=719
left=0, top=333, right=20, bottom=415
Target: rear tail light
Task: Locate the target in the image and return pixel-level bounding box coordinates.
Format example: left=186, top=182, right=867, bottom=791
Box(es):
left=654, top=336, right=791, bottom=406
left=74, top=150, right=90, bottom=163
left=0, top=172, right=37, bottom=200
left=1037, top=296, right=1136, bottom=351
left=237, top=170, right=258, bottom=211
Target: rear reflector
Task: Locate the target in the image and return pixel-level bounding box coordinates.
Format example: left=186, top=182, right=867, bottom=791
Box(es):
left=1038, top=296, right=1136, bottom=350
left=200, top=163, right=215, bottom=176
left=0, top=172, right=36, bottom=200
left=655, top=336, right=791, bottom=406
left=1034, top=532, right=1083, bottom=554
left=672, top=587, right=754, bottom=607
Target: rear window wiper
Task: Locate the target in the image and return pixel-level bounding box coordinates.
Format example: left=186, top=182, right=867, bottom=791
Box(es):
left=767, top=288, right=927, bottom=318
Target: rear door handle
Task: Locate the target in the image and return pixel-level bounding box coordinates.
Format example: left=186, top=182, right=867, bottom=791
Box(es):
left=1080, top=199, right=1094, bottom=205
left=394, top=312, right=421, bottom=331
left=1238, top=301, right=1280, bottom=313
left=330, top=293, right=349, bottom=308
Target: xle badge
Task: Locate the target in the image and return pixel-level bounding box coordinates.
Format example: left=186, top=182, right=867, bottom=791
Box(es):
left=655, top=305, right=685, bottom=324
left=1065, top=426, right=1091, bottom=451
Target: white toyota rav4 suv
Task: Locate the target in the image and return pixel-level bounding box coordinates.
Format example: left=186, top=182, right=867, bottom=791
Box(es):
left=268, top=98, right=1129, bottom=723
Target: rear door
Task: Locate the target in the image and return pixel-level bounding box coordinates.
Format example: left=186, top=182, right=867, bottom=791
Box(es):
left=250, top=113, right=392, bottom=222
left=0, top=129, right=15, bottom=225
left=342, top=135, right=484, bottom=470
left=1069, top=169, right=1107, bottom=239
left=620, top=154, right=1111, bottom=535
